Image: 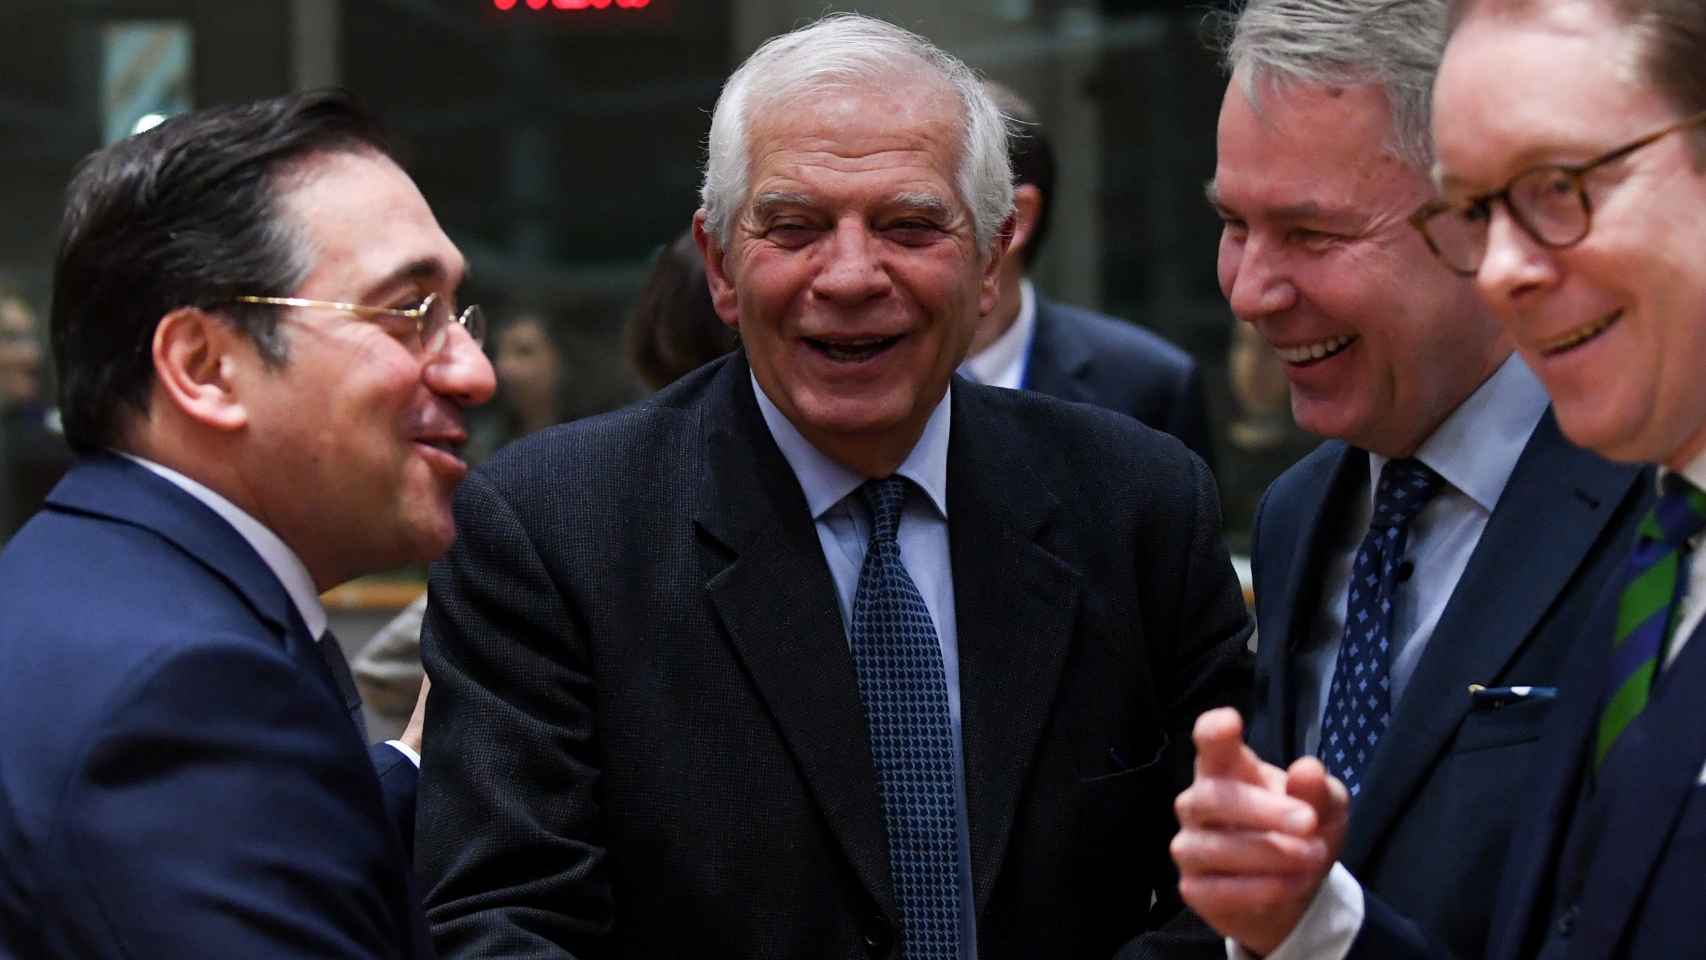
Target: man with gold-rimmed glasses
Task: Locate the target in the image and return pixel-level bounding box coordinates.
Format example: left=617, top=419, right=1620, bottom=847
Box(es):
left=0, top=89, right=493, bottom=957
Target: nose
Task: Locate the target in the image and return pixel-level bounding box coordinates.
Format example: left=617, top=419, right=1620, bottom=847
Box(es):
left=424, top=325, right=497, bottom=407
left=811, top=218, right=892, bottom=304
left=1475, top=203, right=1558, bottom=308
left=1220, top=231, right=1298, bottom=323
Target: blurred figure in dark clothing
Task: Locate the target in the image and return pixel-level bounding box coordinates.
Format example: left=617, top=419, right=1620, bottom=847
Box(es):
left=0, top=294, right=71, bottom=540
left=624, top=228, right=738, bottom=390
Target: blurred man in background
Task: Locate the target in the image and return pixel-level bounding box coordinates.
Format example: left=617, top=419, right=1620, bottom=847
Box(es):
left=0, top=292, right=71, bottom=539
left=965, top=81, right=1216, bottom=471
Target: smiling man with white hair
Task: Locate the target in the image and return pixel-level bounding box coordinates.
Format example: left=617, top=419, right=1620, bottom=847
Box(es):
left=417, top=12, right=1251, bottom=959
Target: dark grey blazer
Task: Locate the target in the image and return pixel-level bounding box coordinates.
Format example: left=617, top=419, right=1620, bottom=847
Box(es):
left=417, top=352, right=1252, bottom=959
left=1023, top=294, right=1215, bottom=473
left=1249, top=414, right=1646, bottom=960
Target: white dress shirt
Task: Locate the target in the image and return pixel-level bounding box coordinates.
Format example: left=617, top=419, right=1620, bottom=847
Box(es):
left=960, top=278, right=1037, bottom=389
left=1660, top=451, right=1706, bottom=785
left=751, top=375, right=977, bottom=960
left=116, top=452, right=418, bottom=766
left=1234, top=354, right=1550, bottom=960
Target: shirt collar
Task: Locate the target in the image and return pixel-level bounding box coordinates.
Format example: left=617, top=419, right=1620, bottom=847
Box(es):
left=1368, top=352, right=1549, bottom=513
left=1661, top=448, right=1706, bottom=497
left=961, top=278, right=1036, bottom=389
left=116, top=451, right=329, bottom=640
left=749, top=372, right=950, bottom=521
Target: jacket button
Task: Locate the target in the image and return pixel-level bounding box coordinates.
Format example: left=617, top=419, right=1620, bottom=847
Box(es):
left=862, top=916, right=892, bottom=954
left=1557, top=905, right=1577, bottom=938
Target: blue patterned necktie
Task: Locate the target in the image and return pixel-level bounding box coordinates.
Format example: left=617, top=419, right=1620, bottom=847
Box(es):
left=1319, top=458, right=1443, bottom=798
left=849, top=476, right=962, bottom=959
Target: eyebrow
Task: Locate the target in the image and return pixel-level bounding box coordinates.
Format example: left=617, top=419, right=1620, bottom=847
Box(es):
left=749, top=192, right=815, bottom=220
left=360, top=257, right=457, bottom=303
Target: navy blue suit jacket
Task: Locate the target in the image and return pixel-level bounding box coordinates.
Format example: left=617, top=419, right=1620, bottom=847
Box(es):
left=1023, top=294, right=1216, bottom=473
left=0, top=455, right=429, bottom=958
left=1250, top=413, right=1646, bottom=959
left=1352, top=527, right=1706, bottom=960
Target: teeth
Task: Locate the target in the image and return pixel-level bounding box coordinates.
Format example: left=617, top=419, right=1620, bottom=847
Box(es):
left=1539, top=312, right=1619, bottom=355
left=1277, top=335, right=1355, bottom=364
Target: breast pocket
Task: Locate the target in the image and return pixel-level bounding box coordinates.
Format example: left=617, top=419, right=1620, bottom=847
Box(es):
left=1453, top=693, right=1555, bottom=754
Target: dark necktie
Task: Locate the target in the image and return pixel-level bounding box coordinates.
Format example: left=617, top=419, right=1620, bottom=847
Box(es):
left=848, top=476, right=962, bottom=960
left=317, top=629, right=369, bottom=743
left=1595, top=474, right=1706, bottom=768
left=1319, top=457, right=1442, bottom=798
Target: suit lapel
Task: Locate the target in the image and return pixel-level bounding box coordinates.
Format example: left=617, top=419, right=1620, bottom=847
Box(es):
left=1021, top=298, right=1094, bottom=403
left=1572, top=615, right=1706, bottom=950
left=1255, top=443, right=1363, bottom=764
left=1342, top=414, right=1640, bottom=868
left=946, top=385, right=1080, bottom=918
left=693, top=359, right=895, bottom=920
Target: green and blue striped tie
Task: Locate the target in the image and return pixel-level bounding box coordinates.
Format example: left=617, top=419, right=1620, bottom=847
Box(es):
left=1596, top=474, right=1706, bottom=768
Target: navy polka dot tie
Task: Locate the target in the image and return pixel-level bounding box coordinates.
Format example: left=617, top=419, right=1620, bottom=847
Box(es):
left=1319, top=458, right=1442, bottom=798
left=849, top=476, right=962, bottom=959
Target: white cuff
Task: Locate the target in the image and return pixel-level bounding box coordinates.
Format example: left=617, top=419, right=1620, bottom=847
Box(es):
left=385, top=739, right=421, bottom=768
left=1226, top=861, right=1363, bottom=960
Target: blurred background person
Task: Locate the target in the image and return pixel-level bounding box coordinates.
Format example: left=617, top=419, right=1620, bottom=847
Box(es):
left=0, top=291, right=71, bottom=541
left=965, top=81, right=1217, bottom=472
left=625, top=227, right=739, bottom=391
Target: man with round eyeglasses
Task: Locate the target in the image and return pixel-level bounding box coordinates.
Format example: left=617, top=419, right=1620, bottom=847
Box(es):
left=0, top=89, right=494, bottom=957
left=1419, top=0, right=1706, bottom=956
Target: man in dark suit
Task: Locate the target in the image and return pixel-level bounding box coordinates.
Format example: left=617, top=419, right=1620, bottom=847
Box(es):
left=961, top=82, right=1216, bottom=471
left=417, top=14, right=1251, bottom=960
left=0, top=90, right=495, bottom=957
left=1168, top=2, right=1647, bottom=959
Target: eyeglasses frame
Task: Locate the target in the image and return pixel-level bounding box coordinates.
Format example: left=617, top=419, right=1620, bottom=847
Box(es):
left=1411, top=108, right=1706, bottom=277
left=231, top=291, right=486, bottom=352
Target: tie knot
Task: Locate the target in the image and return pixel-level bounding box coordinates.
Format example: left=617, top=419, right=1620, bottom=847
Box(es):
left=860, top=475, right=911, bottom=543
left=1371, top=458, right=1443, bottom=531
left=1649, top=474, right=1706, bottom=548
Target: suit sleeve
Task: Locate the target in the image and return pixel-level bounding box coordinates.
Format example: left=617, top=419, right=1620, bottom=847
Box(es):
left=1144, top=449, right=1257, bottom=927
left=52, top=638, right=412, bottom=958
left=417, top=469, right=609, bottom=957
left=370, top=743, right=420, bottom=871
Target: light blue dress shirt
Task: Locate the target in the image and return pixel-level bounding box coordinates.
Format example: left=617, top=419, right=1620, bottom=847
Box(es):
left=1296, top=353, right=1551, bottom=755
left=751, top=374, right=977, bottom=959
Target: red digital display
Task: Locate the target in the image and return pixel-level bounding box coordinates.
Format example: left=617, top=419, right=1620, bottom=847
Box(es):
left=493, top=0, right=651, bottom=9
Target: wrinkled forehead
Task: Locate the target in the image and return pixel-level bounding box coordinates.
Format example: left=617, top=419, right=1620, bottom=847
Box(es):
left=748, top=73, right=965, bottom=153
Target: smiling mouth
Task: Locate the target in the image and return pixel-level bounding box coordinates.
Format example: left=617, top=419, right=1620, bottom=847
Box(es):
left=1277, top=334, right=1357, bottom=366
left=804, top=335, right=902, bottom=362
left=1538, top=311, right=1621, bottom=357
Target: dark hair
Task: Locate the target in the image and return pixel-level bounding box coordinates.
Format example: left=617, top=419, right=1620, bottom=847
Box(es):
left=983, top=82, right=1057, bottom=269
left=624, top=228, right=739, bottom=390
left=50, top=88, right=394, bottom=453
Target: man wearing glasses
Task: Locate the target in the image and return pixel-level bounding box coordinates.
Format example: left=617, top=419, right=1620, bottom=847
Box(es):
left=1170, top=1, right=1649, bottom=959
left=0, top=89, right=494, bottom=957
left=1421, top=0, right=1705, bottom=956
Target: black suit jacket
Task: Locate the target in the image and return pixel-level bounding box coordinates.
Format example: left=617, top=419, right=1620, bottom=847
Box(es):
left=418, top=352, right=1252, bottom=959
left=1023, top=294, right=1215, bottom=472
left=1249, top=414, right=1646, bottom=959
left=0, top=455, right=429, bottom=958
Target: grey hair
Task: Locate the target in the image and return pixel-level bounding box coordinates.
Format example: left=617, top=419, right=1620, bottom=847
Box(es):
left=699, top=12, right=1014, bottom=255
left=1212, top=0, right=1449, bottom=169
